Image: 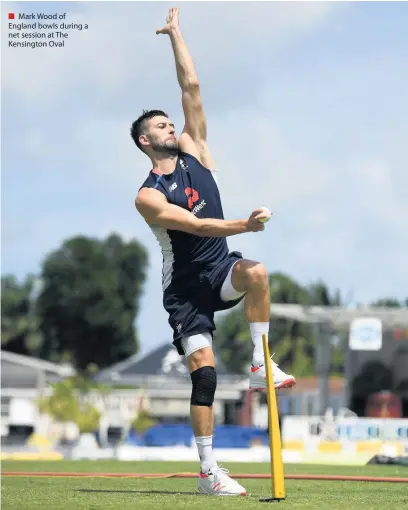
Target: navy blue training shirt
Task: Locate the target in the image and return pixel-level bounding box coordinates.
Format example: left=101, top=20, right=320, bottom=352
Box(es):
left=139, top=152, right=229, bottom=290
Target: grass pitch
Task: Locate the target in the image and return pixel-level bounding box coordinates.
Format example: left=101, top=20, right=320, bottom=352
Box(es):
left=2, top=460, right=408, bottom=510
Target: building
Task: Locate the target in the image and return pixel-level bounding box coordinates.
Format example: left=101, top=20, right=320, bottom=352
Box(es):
left=94, top=343, right=248, bottom=426
left=1, top=350, right=74, bottom=440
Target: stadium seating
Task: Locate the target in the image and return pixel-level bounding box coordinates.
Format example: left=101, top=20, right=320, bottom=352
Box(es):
left=125, top=424, right=269, bottom=448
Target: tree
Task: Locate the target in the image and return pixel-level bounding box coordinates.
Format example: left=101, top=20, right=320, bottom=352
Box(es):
left=1, top=274, right=43, bottom=356
left=38, top=377, right=102, bottom=433
left=37, top=233, right=148, bottom=371
left=370, top=298, right=403, bottom=308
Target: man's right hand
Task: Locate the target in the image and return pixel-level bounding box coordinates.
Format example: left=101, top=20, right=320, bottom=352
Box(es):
left=246, top=208, right=270, bottom=232
left=156, top=7, right=179, bottom=35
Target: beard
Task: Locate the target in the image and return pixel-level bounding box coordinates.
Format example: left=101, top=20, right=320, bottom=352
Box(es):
left=151, top=138, right=179, bottom=156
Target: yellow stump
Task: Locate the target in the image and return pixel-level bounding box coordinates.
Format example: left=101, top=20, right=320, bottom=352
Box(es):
left=260, top=333, right=286, bottom=502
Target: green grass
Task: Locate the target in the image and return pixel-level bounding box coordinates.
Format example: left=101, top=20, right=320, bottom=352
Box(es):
left=2, top=461, right=408, bottom=510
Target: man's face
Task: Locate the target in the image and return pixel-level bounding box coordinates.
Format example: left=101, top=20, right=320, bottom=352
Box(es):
left=142, top=116, right=178, bottom=154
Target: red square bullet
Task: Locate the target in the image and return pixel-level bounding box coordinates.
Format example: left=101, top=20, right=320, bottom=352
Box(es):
left=8, top=13, right=15, bottom=19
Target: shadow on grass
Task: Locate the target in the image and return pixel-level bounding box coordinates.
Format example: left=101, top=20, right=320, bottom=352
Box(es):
left=76, top=489, right=202, bottom=496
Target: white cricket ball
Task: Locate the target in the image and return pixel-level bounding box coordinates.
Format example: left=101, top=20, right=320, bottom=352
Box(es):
left=257, top=206, right=272, bottom=223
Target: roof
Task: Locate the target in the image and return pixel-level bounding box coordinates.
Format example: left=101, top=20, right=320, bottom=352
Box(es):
left=270, top=304, right=408, bottom=328
left=0, top=350, right=74, bottom=376
left=1, top=350, right=75, bottom=389
left=95, top=342, right=245, bottom=386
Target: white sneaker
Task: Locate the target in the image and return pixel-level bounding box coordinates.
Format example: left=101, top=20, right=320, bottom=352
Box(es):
left=250, top=357, right=296, bottom=390
left=198, top=466, right=246, bottom=496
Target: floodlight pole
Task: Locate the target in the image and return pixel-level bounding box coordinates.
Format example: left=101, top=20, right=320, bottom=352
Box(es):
left=313, top=322, right=332, bottom=416
left=342, top=333, right=352, bottom=410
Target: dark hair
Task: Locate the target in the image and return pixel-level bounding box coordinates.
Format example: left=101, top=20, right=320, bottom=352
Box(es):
left=130, top=109, right=168, bottom=152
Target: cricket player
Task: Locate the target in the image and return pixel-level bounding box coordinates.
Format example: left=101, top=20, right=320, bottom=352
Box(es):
left=132, top=8, right=295, bottom=496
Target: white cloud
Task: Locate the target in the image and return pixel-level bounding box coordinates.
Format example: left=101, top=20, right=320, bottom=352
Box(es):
left=2, top=2, right=338, bottom=105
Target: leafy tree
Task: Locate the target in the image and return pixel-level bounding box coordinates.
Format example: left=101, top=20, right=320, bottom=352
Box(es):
left=36, top=233, right=148, bottom=371
left=370, top=298, right=403, bottom=308
left=131, top=409, right=158, bottom=435
left=38, top=378, right=79, bottom=423
left=75, top=403, right=102, bottom=434
left=38, top=377, right=102, bottom=433
left=1, top=274, right=43, bottom=356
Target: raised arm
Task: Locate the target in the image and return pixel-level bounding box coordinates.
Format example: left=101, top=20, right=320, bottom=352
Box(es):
left=136, top=188, right=267, bottom=237
left=156, top=8, right=214, bottom=169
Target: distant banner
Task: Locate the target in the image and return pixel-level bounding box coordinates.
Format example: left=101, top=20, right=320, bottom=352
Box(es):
left=282, top=416, right=408, bottom=442
left=349, top=317, right=383, bottom=351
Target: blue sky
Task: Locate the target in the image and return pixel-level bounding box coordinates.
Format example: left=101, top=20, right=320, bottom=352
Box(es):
left=2, top=1, right=408, bottom=355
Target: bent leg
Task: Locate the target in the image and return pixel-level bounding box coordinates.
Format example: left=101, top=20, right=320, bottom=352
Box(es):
left=221, top=259, right=270, bottom=364
left=230, top=259, right=270, bottom=323
left=220, top=259, right=296, bottom=389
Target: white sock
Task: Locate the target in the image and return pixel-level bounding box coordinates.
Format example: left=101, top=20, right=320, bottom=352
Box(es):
left=195, top=435, right=217, bottom=473
left=250, top=322, right=269, bottom=366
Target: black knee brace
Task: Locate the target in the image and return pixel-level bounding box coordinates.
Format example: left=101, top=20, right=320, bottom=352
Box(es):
left=190, top=366, right=217, bottom=407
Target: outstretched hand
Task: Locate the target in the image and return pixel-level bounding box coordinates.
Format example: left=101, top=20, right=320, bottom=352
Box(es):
left=156, top=7, right=179, bottom=35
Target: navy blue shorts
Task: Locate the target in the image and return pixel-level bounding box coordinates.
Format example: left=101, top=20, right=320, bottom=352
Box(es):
left=163, top=251, right=245, bottom=355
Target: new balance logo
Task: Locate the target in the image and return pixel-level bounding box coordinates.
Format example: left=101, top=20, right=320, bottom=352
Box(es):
left=169, top=182, right=177, bottom=192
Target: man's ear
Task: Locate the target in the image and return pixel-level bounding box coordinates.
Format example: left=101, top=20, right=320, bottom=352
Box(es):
left=139, top=135, right=150, bottom=147
left=139, top=134, right=150, bottom=148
